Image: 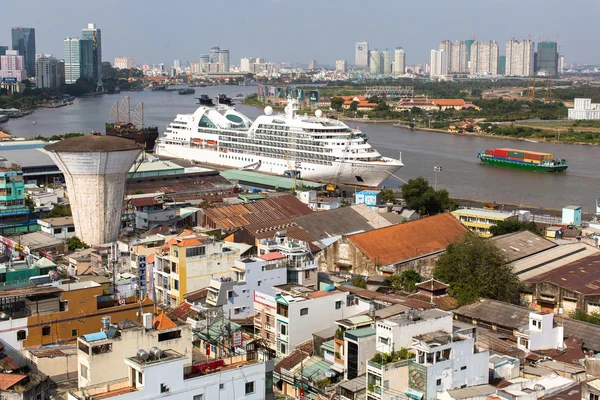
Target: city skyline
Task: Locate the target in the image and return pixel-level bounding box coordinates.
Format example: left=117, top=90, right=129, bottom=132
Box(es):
left=0, top=0, right=597, bottom=66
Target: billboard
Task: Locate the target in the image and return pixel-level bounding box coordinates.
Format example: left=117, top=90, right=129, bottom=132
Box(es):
left=277, top=87, right=284, bottom=98
left=138, top=255, right=147, bottom=297
left=1, top=78, right=17, bottom=83
left=309, top=90, right=320, bottom=103
left=296, top=89, right=305, bottom=101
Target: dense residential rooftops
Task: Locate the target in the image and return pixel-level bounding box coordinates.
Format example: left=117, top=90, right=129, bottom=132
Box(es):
left=383, top=309, right=451, bottom=327
left=348, top=213, right=468, bottom=266
left=44, top=135, right=142, bottom=152
left=523, top=252, right=600, bottom=295
left=491, top=231, right=557, bottom=263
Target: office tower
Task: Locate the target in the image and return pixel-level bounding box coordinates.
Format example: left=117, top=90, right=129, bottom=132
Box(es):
left=0, top=50, right=27, bottom=81
left=308, top=60, right=317, bottom=69
left=35, top=56, right=62, bottom=88
left=199, top=54, right=210, bottom=64
left=393, top=47, right=405, bottom=76
left=505, top=39, right=534, bottom=77
left=465, top=39, right=475, bottom=70
left=498, top=55, right=506, bottom=75
left=430, top=49, right=448, bottom=78
left=469, top=40, right=498, bottom=75
left=537, top=41, right=559, bottom=77
left=369, top=49, right=382, bottom=75
left=81, top=23, right=102, bottom=85
left=355, top=41, right=369, bottom=69
left=217, top=49, right=230, bottom=72
left=0, top=46, right=7, bottom=57
left=210, top=46, right=220, bottom=63
left=64, top=38, right=93, bottom=84
left=336, top=59, right=347, bottom=72
left=11, top=28, right=35, bottom=77
left=382, top=49, right=391, bottom=74
left=114, top=57, right=135, bottom=69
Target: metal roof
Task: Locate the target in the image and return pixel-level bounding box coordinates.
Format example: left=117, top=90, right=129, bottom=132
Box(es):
left=491, top=231, right=557, bottom=263
left=452, top=208, right=516, bottom=220
left=523, top=252, right=600, bottom=295
left=0, top=148, right=56, bottom=168
left=219, top=169, right=321, bottom=189
left=82, top=332, right=108, bottom=342
left=513, top=243, right=600, bottom=281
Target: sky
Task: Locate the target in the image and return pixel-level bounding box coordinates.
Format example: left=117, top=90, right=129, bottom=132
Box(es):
left=0, top=0, right=598, bottom=67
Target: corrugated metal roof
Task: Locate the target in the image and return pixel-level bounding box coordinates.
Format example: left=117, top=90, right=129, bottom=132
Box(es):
left=523, top=252, right=600, bottom=295
left=491, top=231, right=557, bottom=263
left=514, top=243, right=600, bottom=280
left=220, top=169, right=321, bottom=189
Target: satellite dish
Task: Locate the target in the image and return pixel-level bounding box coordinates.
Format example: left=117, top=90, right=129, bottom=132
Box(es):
left=315, top=109, right=323, bottom=118
left=264, top=106, right=273, bottom=116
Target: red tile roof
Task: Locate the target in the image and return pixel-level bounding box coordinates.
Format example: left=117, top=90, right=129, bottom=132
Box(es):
left=348, top=213, right=468, bottom=266
left=166, top=302, right=193, bottom=322
left=0, top=374, right=27, bottom=390
left=259, top=252, right=286, bottom=261
left=415, top=279, right=449, bottom=292
left=176, top=238, right=202, bottom=247
left=432, top=99, right=467, bottom=106
left=153, top=314, right=177, bottom=330
left=130, top=197, right=160, bottom=208
left=146, top=254, right=155, bottom=264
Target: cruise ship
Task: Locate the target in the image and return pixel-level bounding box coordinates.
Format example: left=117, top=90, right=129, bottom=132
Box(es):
left=155, top=99, right=403, bottom=187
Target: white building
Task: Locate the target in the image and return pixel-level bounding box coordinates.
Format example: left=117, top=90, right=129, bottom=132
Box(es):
left=410, top=327, right=489, bottom=400
left=382, top=50, right=391, bottom=75
left=38, top=216, right=76, bottom=239
left=69, top=350, right=274, bottom=400
left=63, top=37, right=81, bottom=84
left=274, top=285, right=354, bottom=357
left=393, top=48, right=406, bottom=77
left=308, top=60, right=317, bottom=69
left=336, top=59, right=348, bottom=72
left=568, top=98, right=600, bottom=120
left=77, top=313, right=192, bottom=388
left=430, top=49, right=448, bottom=78
left=0, top=50, right=27, bottom=81
left=515, top=312, right=564, bottom=352
left=344, top=327, right=377, bottom=381
left=505, top=39, right=534, bottom=77
left=376, top=309, right=454, bottom=353
left=470, top=40, right=499, bottom=75
left=35, top=55, right=62, bottom=88
left=114, top=56, right=135, bottom=70
left=355, top=41, right=369, bottom=69
left=369, top=50, right=382, bottom=75
left=240, top=57, right=254, bottom=72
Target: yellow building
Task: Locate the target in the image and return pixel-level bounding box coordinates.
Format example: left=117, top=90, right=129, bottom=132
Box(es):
left=451, top=208, right=518, bottom=238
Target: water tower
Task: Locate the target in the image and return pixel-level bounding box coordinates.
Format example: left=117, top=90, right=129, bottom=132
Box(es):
left=45, top=136, right=142, bottom=245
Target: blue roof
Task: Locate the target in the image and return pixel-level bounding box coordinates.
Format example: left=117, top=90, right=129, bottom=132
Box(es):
left=357, top=190, right=380, bottom=195
left=82, top=332, right=108, bottom=342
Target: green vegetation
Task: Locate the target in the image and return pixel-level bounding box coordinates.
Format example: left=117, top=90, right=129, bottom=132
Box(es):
left=44, top=204, right=72, bottom=218
left=25, top=196, right=35, bottom=213
left=334, top=328, right=344, bottom=340
left=547, top=84, right=600, bottom=103
left=352, top=276, right=367, bottom=289
left=33, top=133, right=85, bottom=142
left=370, top=348, right=414, bottom=365
left=570, top=309, right=600, bottom=325
left=379, top=189, right=397, bottom=203
left=388, top=270, right=424, bottom=293
left=483, top=122, right=600, bottom=144
left=66, top=236, right=89, bottom=251
left=315, top=378, right=330, bottom=389
left=489, top=219, right=540, bottom=236
left=132, top=190, right=145, bottom=195
left=401, top=177, right=458, bottom=216
left=434, top=233, right=519, bottom=305
left=101, top=62, right=144, bottom=92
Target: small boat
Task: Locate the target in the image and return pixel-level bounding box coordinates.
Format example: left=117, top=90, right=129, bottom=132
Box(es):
left=178, top=88, right=196, bottom=95
left=216, top=94, right=233, bottom=105
left=196, top=94, right=214, bottom=106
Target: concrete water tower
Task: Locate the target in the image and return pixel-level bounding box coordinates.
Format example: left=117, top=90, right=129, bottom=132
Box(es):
left=45, top=136, right=142, bottom=245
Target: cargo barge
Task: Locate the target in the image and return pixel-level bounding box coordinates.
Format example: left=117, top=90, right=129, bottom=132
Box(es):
left=477, top=148, right=568, bottom=172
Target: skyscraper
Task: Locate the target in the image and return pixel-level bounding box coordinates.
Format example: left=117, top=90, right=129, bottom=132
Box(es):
left=393, top=48, right=405, bottom=77
left=114, top=57, right=135, bottom=70
left=465, top=39, right=475, bottom=70
left=0, top=50, right=27, bottom=81
left=505, top=39, right=534, bottom=77
left=537, top=41, right=559, bottom=77
left=369, top=49, right=382, bottom=75
left=335, top=60, right=347, bottom=72
left=217, top=49, right=230, bottom=72
left=210, top=46, right=220, bottom=63
left=11, top=27, right=35, bottom=77
left=0, top=46, right=7, bottom=57
left=382, top=49, right=391, bottom=75
left=498, top=55, right=506, bottom=75
left=355, top=42, right=369, bottom=69
left=308, top=60, right=317, bottom=69
left=430, top=49, right=448, bottom=78
left=81, top=24, right=102, bottom=85
left=469, top=40, right=498, bottom=75
left=199, top=54, right=210, bottom=64
left=64, top=38, right=93, bottom=84
left=35, top=56, right=62, bottom=88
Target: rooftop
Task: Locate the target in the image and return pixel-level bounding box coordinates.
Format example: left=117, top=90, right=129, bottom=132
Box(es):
left=452, top=208, right=516, bottom=220
left=385, top=309, right=451, bottom=327
left=491, top=231, right=557, bottom=263
left=415, top=278, right=449, bottom=292
left=220, top=169, right=321, bottom=190
left=37, top=216, right=74, bottom=227
left=523, top=252, right=600, bottom=295
left=44, top=135, right=143, bottom=153
left=348, top=213, right=468, bottom=266
left=345, top=327, right=376, bottom=339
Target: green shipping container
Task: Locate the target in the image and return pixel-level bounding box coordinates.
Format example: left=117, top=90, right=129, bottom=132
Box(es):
left=508, top=151, right=524, bottom=158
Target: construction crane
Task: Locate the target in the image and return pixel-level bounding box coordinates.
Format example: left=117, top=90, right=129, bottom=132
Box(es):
left=544, top=76, right=553, bottom=103
left=529, top=74, right=537, bottom=101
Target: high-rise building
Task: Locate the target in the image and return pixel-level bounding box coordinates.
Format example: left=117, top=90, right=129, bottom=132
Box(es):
left=11, top=28, right=35, bottom=77
left=498, top=55, right=506, bottom=75
left=210, top=46, right=220, bottom=63
left=199, top=54, right=210, bottom=64
left=559, top=55, right=565, bottom=75
left=537, top=41, right=559, bottom=77
left=382, top=49, right=391, bottom=75
left=113, top=57, right=135, bottom=70
left=35, top=56, right=62, bottom=88
left=336, top=59, right=347, bottom=72
left=217, top=49, right=230, bottom=72
left=0, top=50, right=27, bottom=81
left=505, top=39, right=534, bottom=77
left=469, top=40, right=498, bottom=75
left=465, top=39, right=475, bottom=70
left=308, top=60, right=317, bottom=69
left=393, top=47, right=405, bottom=76
left=430, top=49, right=448, bottom=78
left=355, top=41, right=369, bottom=69
left=240, top=58, right=252, bottom=72
left=81, top=23, right=102, bottom=85
left=0, top=46, right=7, bottom=57
left=64, top=38, right=93, bottom=84
left=369, top=49, right=382, bottom=75
left=451, top=41, right=467, bottom=73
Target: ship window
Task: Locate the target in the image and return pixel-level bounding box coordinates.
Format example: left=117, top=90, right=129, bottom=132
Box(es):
left=198, top=115, right=216, bottom=128
left=226, top=114, right=244, bottom=124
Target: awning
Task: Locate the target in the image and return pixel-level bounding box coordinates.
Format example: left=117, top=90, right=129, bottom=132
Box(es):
left=329, top=362, right=344, bottom=373
left=406, top=388, right=424, bottom=400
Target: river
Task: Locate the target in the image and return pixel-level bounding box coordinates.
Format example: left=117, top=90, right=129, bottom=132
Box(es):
left=2, top=86, right=599, bottom=212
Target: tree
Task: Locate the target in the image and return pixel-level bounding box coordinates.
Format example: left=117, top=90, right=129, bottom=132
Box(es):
left=44, top=204, right=72, bottom=218
left=401, top=177, right=458, bottom=215
left=352, top=276, right=367, bottom=289
left=66, top=236, right=89, bottom=251
left=349, top=101, right=358, bottom=112
left=388, top=270, right=423, bottom=293
left=570, top=309, right=600, bottom=325
left=330, top=97, right=345, bottom=111
left=433, top=233, right=519, bottom=305
left=489, top=219, right=539, bottom=236
left=380, top=189, right=397, bottom=203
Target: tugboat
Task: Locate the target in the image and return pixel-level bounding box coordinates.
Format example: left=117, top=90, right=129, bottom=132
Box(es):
left=178, top=88, right=196, bottom=95
left=105, top=96, right=159, bottom=151
left=216, top=94, right=234, bottom=105
left=196, top=94, right=214, bottom=106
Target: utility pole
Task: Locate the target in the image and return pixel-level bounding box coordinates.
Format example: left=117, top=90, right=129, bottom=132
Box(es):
left=434, top=166, right=442, bottom=190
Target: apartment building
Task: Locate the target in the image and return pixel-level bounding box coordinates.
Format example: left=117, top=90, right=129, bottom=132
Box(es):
left=451, top=208, right=518, bottom=238
left=506, top=39, right=534, bottom=77
left=469, top=40, right=499, bottom=75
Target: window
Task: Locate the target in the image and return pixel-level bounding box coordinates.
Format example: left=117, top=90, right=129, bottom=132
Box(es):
left=277, top=302, right=288, bottom=317
left=257, top=280, right=261, bottom=287
left=304, top=270, right=310, bottom=279
left=461, top=366, right=467, bottom=370
left=436, top=379, right=441, bottom=386
left=227, top=291, right=233, bottom=299
left=158, top=330, right=181, bottom=342
left=379, top=336, right=389, bottom=345
left=78, top=342, right=90, bottom=354
left=80, top=364, right=88, bottom=379
left=138, top=371, right=143, bottom=385
left=300, top=308, right=308, bottom=316
left=42, top=326, right=51, bottom=336
left=171, top=262, right=177, bottom=273
left=92, top=344, right=112, bottom=355
left=590, top=394, right=599, bottom=400
left=72, top=329, right=79, bottom=337
left=186, top=246, right=206, bottom=257
left=193, top=395, right=204, bottom=400
left=219, top=383, right=224, bottom=390
left=245, top=381, right=255, bottom=394
left=280, top=343, right=287, bottom=354
left=280, top=324, right=287, bottom=335
left=53, top=228, right=62, bottom=235
left=335, top=300, right=342, bottom=310
left=160, top=383, right=170, bottom=393
left=67, top=227, right=75, bottom=233
left=234, top=308, right=240, bottom=315
left=174, top=280, right=179, bottom=290
left=17, top=330, right=26, bottom=341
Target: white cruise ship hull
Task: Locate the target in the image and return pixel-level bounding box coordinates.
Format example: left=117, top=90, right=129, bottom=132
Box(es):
left=156, top=143, right=402, bottom=187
